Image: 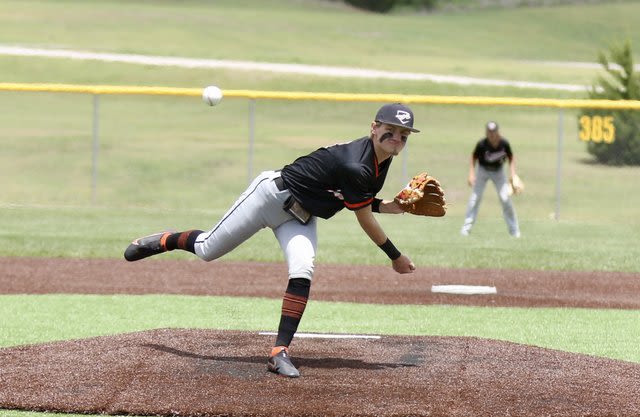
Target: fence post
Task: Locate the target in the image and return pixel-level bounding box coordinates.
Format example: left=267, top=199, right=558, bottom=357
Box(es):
left=91, top=94, right=100, bottom=205
left=248, top=99, right=256, bottom=184
left=555, top=108, right=564, bottom=220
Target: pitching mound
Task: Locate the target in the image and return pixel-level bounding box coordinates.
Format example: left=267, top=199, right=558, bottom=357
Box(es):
left=1, top=328, right=639, bottom=417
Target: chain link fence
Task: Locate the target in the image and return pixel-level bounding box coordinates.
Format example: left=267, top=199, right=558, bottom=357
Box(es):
left=1, top=83, right=639, bottom=225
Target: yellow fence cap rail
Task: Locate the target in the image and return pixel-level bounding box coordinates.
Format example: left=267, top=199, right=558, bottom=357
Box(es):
left=0, top=83, right=202, bottom=96
left=2, top=82, right=640, bottom=110
left=221, top=89, right=640, bottom=109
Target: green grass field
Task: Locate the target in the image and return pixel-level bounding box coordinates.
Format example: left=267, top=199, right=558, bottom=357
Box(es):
left=1, top=1, right=639, bottom=416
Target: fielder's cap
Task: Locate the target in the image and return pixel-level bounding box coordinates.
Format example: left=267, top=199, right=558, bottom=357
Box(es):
left=486, top=121, right=499, bottom=131
left=375, top=103, right=420, bottom=133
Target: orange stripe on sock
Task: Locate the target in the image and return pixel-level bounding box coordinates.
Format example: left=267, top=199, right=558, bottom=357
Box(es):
left=177, top=232, right=189, bottom=249
left=160, top=232, right=170, bottom=251
left=282, top=309, right=304, bottom=319
left=284, top=294, right=308, bottom=304
left=282, top=293, right=307, bottom=319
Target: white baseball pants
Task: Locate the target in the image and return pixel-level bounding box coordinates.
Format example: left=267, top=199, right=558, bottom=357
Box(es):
left=194, top=170, right=317, bottom=280
left=461, top=165, right=520, bottom=236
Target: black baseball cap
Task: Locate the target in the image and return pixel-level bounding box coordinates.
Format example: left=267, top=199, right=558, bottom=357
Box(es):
left=375, top=103, right=420, bottom=133
left=486, top=121, right=499, bottom=131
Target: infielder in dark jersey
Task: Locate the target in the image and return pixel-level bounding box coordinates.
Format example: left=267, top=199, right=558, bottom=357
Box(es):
left=124, top=103, right=419, bottom=377
left=460, top=121, right=521, bottom=237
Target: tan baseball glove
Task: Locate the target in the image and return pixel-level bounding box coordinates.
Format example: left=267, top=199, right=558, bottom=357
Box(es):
left=508, top=174, right=525, bottom=196
left=394, top=172, right=447, bottom=217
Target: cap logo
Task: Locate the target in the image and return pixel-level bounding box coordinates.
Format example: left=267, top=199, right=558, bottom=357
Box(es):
left=395, top=110, right=412, bottom=125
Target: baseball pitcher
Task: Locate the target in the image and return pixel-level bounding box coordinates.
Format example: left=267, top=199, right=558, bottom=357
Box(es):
left=124, top=103, right=445, bottom=377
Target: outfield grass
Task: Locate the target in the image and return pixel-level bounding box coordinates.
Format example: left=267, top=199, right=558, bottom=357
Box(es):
left=1, top=2, right=639, bottom=416
left=1, top=205, right=639, bottom=271
left=1, top=295, right=638, bottom=363
left=1, top=0, right=639, bottom=87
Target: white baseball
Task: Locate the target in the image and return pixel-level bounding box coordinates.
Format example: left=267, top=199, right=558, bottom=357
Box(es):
left=202, top=85, right=223, bottom=106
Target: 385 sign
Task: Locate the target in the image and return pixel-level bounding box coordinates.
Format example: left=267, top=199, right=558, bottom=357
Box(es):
left=578, top=115, right=615, bottom=143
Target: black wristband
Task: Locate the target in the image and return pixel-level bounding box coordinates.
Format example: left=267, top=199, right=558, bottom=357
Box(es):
left=378, top=238, right=401, bottom=260
left=371, top=198, right=382, bottom=213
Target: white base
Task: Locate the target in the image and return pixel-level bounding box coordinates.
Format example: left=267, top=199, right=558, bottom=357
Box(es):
left=431, top=285, right=497, bottom=295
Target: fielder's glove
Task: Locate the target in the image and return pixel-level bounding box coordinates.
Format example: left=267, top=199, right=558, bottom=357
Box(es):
left=508, top=174, right=525, bottom=196
left=394, top=172, right=447, bottom=217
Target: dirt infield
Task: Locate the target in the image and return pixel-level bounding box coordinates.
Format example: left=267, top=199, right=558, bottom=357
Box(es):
left=1, top=257, right=639, bottom=416
left=2, top=257, right=640, bottom=309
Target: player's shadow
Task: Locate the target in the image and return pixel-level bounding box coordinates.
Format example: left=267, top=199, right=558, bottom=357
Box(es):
left=144, top=343, right=417, bottom=370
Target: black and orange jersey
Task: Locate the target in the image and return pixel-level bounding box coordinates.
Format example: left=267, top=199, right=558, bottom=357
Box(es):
left=280, top=136, right=391, bottom=219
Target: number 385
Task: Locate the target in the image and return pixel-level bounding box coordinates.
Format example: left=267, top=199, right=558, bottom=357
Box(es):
left=579, top=115, right=615, bottom=143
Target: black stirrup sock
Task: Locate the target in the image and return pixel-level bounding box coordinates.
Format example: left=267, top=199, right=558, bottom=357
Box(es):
left=165, top=230, right=204, bottom=254
left=275, top=278, right=311, bottom=347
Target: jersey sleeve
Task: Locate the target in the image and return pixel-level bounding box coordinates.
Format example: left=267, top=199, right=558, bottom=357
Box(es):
left=504, top=140, right=513, bottom=159
left=472, top=140, right=483, bottom=159
left=339, top=162, right=375, bottom=210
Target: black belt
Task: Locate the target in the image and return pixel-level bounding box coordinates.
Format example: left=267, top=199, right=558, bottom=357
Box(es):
left=274, top=176, right=286, bottom=191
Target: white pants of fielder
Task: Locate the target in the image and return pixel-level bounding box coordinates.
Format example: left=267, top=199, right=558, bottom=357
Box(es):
left=192, top=170, right=317, bottom=281
left=461, top=165, right=520, bottom=237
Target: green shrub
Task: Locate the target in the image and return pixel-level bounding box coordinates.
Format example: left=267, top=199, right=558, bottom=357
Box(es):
left=342, top=0, right=437, bottom=13
left=344, top=0, right=397, bottom=13
left=399, top=0, right=438, bottom=10
left=581, top=40, right=640, bottom=165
